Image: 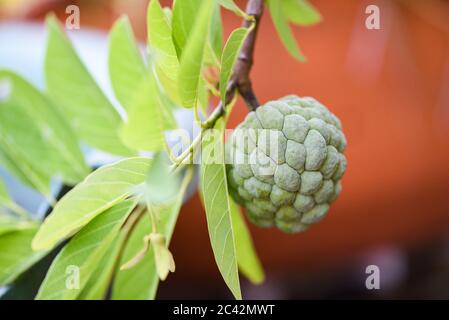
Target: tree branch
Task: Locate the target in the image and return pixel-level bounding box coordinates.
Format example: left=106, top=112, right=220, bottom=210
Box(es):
left=197, top=0, right=264, bottom=129
left=171, top=0, right=264, bottom=170
left=231, top=0, right=264, bottom=110
left=226, top=0, right=264, bottom=111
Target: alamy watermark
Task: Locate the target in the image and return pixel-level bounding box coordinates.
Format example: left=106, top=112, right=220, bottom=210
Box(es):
left=365, top=5, right=380, bottom=30
left=365, top=264, right=380, bottom=290
left=167, top=127, right=280, bottom=170
left=66, top=5, right=80, bottom=30
left=65, top=265, right=80, bottom=290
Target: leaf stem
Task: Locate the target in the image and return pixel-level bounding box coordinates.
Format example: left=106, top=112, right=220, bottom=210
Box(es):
left=117, top=204, right=146, bottom=258
left=147, top=204, right=158, bottom=234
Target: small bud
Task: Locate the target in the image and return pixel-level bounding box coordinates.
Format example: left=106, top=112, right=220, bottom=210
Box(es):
left=120, top=232, right=176, bottom=281
left=149, top=233, right=176, bottom=281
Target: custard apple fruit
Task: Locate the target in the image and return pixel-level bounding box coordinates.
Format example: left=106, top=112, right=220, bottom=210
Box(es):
left=226, top=95, right=347, bottom=233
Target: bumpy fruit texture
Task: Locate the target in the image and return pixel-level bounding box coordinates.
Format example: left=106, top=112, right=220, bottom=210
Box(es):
left=226, top=95, right=347, bottom=233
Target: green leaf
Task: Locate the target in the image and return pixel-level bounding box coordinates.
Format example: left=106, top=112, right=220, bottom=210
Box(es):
left=204, top=42, right=221, bottom=68
left=200, top=121, right=241, bottom=300
left=268, top=0, right=306, bottom=61
left=109, top=14, right=176, bottom=151
left=0, top=104, right=55, bottom=197
left=198, top=77, right=210, bottom=113
left=147, top=0, right=180, bottom=102
left=119, top=77, right=165, bottom=152
left=0, top=215, right=36, bottom=237
left=172, top=0, right=202, bottom=57
left=36, top=200, right=136, bottom=300
left=204, top=5, right=222, bottom=68
left=32, top=157, right=151, bottom=251
left=282, top=0, right=322, bottom=26
left=45, top=15, right=133, bottom=156
left=0, top=226, right=47, bottom=286
left=109, top=16, right=147, bottom=112
left=0, top=139, right=51, bottom=197
left=178, top=0, right=215, bottom=108
left=0, top=148, right=31, bottom=190
left=0, top=71, right=89, bottom=196
left=210, top=4, right=224, bottom=61
left=0, top=180, right=29, bottom=226
left=143, top=152, right=180, bottom=205
left=77, top=233, right=125, bottom=300
left=0, top=105, right=50, bottom=195
left=0, top=103, right=54, bottom=184
left=219, top=26, right=252, bottom=103
left=112, top=169, right=192, bottom=300
left=157, top=91, right=178, bottom=130
left=0, top=71, right=89, bottom=185
left=109, top=14, right=177, bottom=137
left=218, top=0, right=251, bottom=20
left=229, top=199, right=265, bottom=284
left=0, top=101, right=85, bottom=193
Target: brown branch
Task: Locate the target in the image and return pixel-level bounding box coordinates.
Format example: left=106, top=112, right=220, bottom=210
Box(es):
left=207, top=0, right=264, bottom=130
left=229, top=0, right=264, bottom=110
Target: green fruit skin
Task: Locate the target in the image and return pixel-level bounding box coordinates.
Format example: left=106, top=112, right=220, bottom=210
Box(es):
left=226, top=95, right=347, bottom=234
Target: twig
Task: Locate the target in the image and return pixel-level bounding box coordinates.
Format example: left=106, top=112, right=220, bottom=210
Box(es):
left=203, top=0, right=265, bottom=126
left=229, top=0, right=264, bottom=110
left=170, top=0, right=264, bottom=170
left=193, top=0, right=265, bottom=127
left=208, top=0, right=265, bottom=122
left=206, top=0, right=264, bottom=127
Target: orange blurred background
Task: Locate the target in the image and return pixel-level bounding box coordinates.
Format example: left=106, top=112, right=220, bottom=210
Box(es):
left=2, top=0, right=449, bottom=298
